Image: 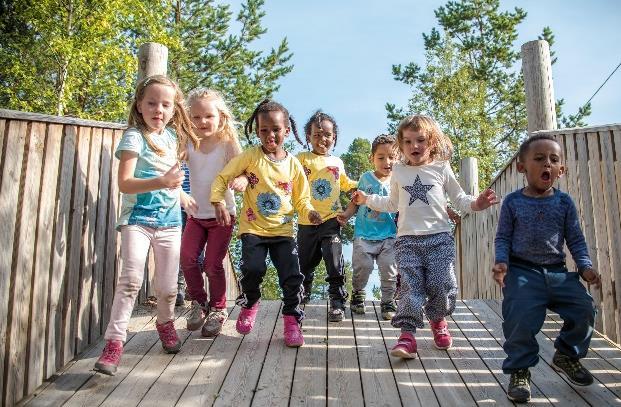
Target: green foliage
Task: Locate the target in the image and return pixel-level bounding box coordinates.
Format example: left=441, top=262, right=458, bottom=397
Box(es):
left=387, top=0, right=589, bottom=185
left=339, top=138, right=373, bottom=243
left=0, top=0, right=292, bottom=124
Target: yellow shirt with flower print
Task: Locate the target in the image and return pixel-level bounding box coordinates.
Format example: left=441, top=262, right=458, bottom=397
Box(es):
left=211, top=146, right=316, bottom=237
left=296, top=151, right=358, bottom=225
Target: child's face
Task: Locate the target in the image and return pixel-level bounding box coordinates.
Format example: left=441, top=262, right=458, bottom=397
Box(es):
left=371, top=143, right=397, bottom=178
left=137, top=83, right=175, bottom=133
left=401, top=129, right=431, bottom=166
left=518, top=139, right=565, bottom=194
left=308, top=120, right=334, bottom=155
left=257, top=111, right=289, bottom=154
left=190, top=98, right=221, bottom=140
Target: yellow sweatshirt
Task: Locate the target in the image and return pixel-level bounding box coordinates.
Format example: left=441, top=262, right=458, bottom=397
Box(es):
left=211, top=146, right=315, bottom=237
left=296, top=151, right=358, bottom=225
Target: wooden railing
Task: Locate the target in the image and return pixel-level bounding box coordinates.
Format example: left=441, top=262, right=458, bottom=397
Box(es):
left=0, top=109, right=238, bottom=406
left=456, top=123, right=621, bottom=346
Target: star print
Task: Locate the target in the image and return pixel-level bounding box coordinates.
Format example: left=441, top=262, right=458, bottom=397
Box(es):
left=403, top=175, right=434, bottom=205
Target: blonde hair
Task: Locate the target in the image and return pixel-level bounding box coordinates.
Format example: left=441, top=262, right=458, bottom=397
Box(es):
left=186, top=88, right=242, bottom=159
left=396, top=114, right=453, bottom=161
left=128, top=75, right=199, bottom=157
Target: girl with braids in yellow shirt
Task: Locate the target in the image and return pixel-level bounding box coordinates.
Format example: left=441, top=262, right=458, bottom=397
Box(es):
left=211, top=99, right=321, bottom=347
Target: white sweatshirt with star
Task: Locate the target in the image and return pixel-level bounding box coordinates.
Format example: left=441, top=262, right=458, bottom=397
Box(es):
left=366, top=160, right=475, bottom=236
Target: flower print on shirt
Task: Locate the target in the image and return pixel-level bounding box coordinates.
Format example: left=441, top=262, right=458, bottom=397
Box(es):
left=331, top=200, right=341, bottom=212
left=326, top=166, right=339, bottom=181
left=246, top=207, right=257, bottom=221
left=247, top=172, right=259, bottom=189
left=277, top=180, right=293, bottom=195
left=303, top=165, right=311, bottom=178
left=257, top=192, right=281, bottom=217
left=282, top=215, right=293, bottom=224
left=311, top=178, right=332, bottom=201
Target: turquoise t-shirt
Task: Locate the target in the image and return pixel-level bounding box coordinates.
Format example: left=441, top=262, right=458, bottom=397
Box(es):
left=115, top=127, right=182, bottom=230
left=353, top=171, right=397, bottom=240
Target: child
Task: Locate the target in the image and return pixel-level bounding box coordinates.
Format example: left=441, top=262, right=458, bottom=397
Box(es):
left=180, top=88, right=248, bottom=337
left=94, top=75, right=199, bottom=375
left=296, top=110, right=357, bottom=322
left=338, top=134, right=398, bottom=320
left=492, top=134, right=601, bottom=403
left=211, top=99, right=322, bottom=347
left=353, top=115, right=497, bottom=358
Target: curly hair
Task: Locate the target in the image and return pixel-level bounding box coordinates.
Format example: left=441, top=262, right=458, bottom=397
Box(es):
left=396, top=115, right=453, bottom=162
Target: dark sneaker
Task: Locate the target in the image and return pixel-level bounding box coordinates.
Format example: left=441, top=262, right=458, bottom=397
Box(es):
left=350, top=290, right=366, bottom=314
left=175, top=292, right=185, bottom=306
left=329, top=299, right=345, bottom=322
left=507, top=368, right=531, bottom=403
left=552, top=351, right=594, bottom=386
left=380, top=301, right=397, bottom=320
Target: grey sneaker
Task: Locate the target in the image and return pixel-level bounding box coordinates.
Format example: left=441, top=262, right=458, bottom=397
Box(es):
left=507, top=368, right=531, bottom=403
left=350, top=290, right=366, bottom=314
left=202, top=307, right=228, bottom=337
left=552, top=351, right=594, bottom=386
left=329, top=299, right=345, bottom=322
left=186, top=300, right=207, bottom=331
left=380, top=301, right=397, bottom=320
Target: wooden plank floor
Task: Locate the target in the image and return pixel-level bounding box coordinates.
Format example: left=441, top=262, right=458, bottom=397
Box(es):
left=24, top=300, right=621, bottom=406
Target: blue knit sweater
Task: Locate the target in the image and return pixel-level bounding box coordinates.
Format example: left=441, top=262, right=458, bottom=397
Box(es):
left=494, top=188, right=592, bottom=270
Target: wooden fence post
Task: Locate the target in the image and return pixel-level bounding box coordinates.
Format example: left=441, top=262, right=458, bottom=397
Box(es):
left=137, top=42, right=168, bottom=82
left=521, top=40, right=557, bottom=134
left=457, top=157, right=479, bottom=299
left=459, top=157, right=479, bottom=195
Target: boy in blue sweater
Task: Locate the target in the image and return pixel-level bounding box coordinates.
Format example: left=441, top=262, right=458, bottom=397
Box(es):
left=493, top=134, right=601, bottom=403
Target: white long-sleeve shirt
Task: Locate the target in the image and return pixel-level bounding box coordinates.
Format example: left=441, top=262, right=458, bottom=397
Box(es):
left=366, top=160, right=475, bottom=237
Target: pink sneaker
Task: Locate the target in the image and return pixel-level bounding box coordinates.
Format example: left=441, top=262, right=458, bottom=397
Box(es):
left=283, top=315, right=304, bottom=347
left=156, top=320, right=181, bottom=353
left=94, top=340, right=123, bottom=375
left=236, top=303, right=259, bottom=335
left=430, top=319, right=452, bottom=350
left=390, top=332, right=417, bottom=358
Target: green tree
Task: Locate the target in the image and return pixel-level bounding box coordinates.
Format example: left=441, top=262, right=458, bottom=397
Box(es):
left=340, top=137, right=373, bottom=243
left=386, top=0, right=589, bottom=185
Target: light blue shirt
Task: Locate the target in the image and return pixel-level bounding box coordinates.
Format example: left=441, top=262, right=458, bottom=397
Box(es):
left=115, top=127, right=181, bottom=230
left=354, top=171, right=397, bottom=240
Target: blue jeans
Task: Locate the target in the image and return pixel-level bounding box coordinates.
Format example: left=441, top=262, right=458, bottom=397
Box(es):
left=502, top=258, right=596, bottom=373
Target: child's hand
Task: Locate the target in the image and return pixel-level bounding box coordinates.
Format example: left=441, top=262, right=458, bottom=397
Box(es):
left=492, top=262, right=507, bottom=288
left=580, top=268, right=601, bottom=288
left=336, top=212, right=350, bottom=226
left=229, top=174, right=249, bottom=192
left=213, top=202, right=231, bottom=226
left=352, top=190, right=368, bottom=205
left=180, top=191, right=198, bottom=217
left=471, top=188, right=499, bottom=211
left=160, top=163, right=184, bottom=189
left=309, top=210, right=322, bottom=225
left=447, top=206, right=461, bottom=224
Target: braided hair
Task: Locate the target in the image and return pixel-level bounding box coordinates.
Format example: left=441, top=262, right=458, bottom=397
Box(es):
left=303, top=109, right=339, bottom=149
left=244, top=99, right=304, bottom=147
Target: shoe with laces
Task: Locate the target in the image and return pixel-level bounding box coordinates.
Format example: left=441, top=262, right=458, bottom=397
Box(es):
left=94, top=340, right=123, bottom=375
left=507, top=368, right=531, bottom=403
left=329, top=298, right=345, bottom=322
left=186, top=300, right=207, bottom=331
left=380, top=301, right=397, bottom=320
left=202, top=307, right=228, bottom=337
left=156, top=320, right=181, bottom=353
left=350, top=290, right=366, bottom=314
left=552, top=351, right=594, bottom=386
left=236, top=302, right=259, bottom=335
left=430, top=318, right=452, bottom=350
left=390, top=332, right=417, bottom=358
left=283, top=315, right=304, bottom=347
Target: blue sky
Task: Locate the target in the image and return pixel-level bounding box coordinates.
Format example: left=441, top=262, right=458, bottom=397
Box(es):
left=247, top=0, right=620, bottom=156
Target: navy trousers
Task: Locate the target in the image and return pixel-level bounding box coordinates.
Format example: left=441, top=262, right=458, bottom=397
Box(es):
left=501, top=259, right=596, bottom=373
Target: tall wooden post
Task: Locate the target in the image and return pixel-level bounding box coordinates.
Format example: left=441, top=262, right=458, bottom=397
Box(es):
left=521, top=40, right=557, bottom=134
left=459, top=157, right=479, bottom=195
left=137, top=42, right=168, bottom=82
left=456, top=157, right=479, bottom=299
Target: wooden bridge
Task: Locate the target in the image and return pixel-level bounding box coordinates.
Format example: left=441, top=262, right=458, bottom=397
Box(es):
left=22, top=300, right=621, bottom=406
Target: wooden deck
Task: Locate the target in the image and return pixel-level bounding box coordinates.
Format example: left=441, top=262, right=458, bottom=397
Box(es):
left=23, top=300, right=621, bottom=406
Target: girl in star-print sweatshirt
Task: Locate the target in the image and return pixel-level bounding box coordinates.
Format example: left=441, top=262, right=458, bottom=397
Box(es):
left=353, top=114, right=498, bottom=358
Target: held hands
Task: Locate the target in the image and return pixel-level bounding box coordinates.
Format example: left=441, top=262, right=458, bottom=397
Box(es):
left=492, top=262, right=507, bottom=288
left=180, top=191, right=198, bottom=217
left=352, top=190, right=368, bottom=205
left=229, top=174, right=249, bottom=192
left=160, top=163, right=185, bottom=189
left=213, top=202, right=231, bottom=226
left=471, top=188, right=500, bottom=211
left=580, top=268, right=601, bottom=288
left=336, top=209, right=354, bottom=226
left=308, top=210, right=322, bottom=225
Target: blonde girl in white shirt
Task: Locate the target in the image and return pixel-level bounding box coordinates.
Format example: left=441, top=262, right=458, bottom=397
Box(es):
left=354, top=115, right=498, bottom=358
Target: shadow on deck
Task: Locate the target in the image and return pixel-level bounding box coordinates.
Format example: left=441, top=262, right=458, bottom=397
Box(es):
left=23, top=300, right=621, bottom=406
